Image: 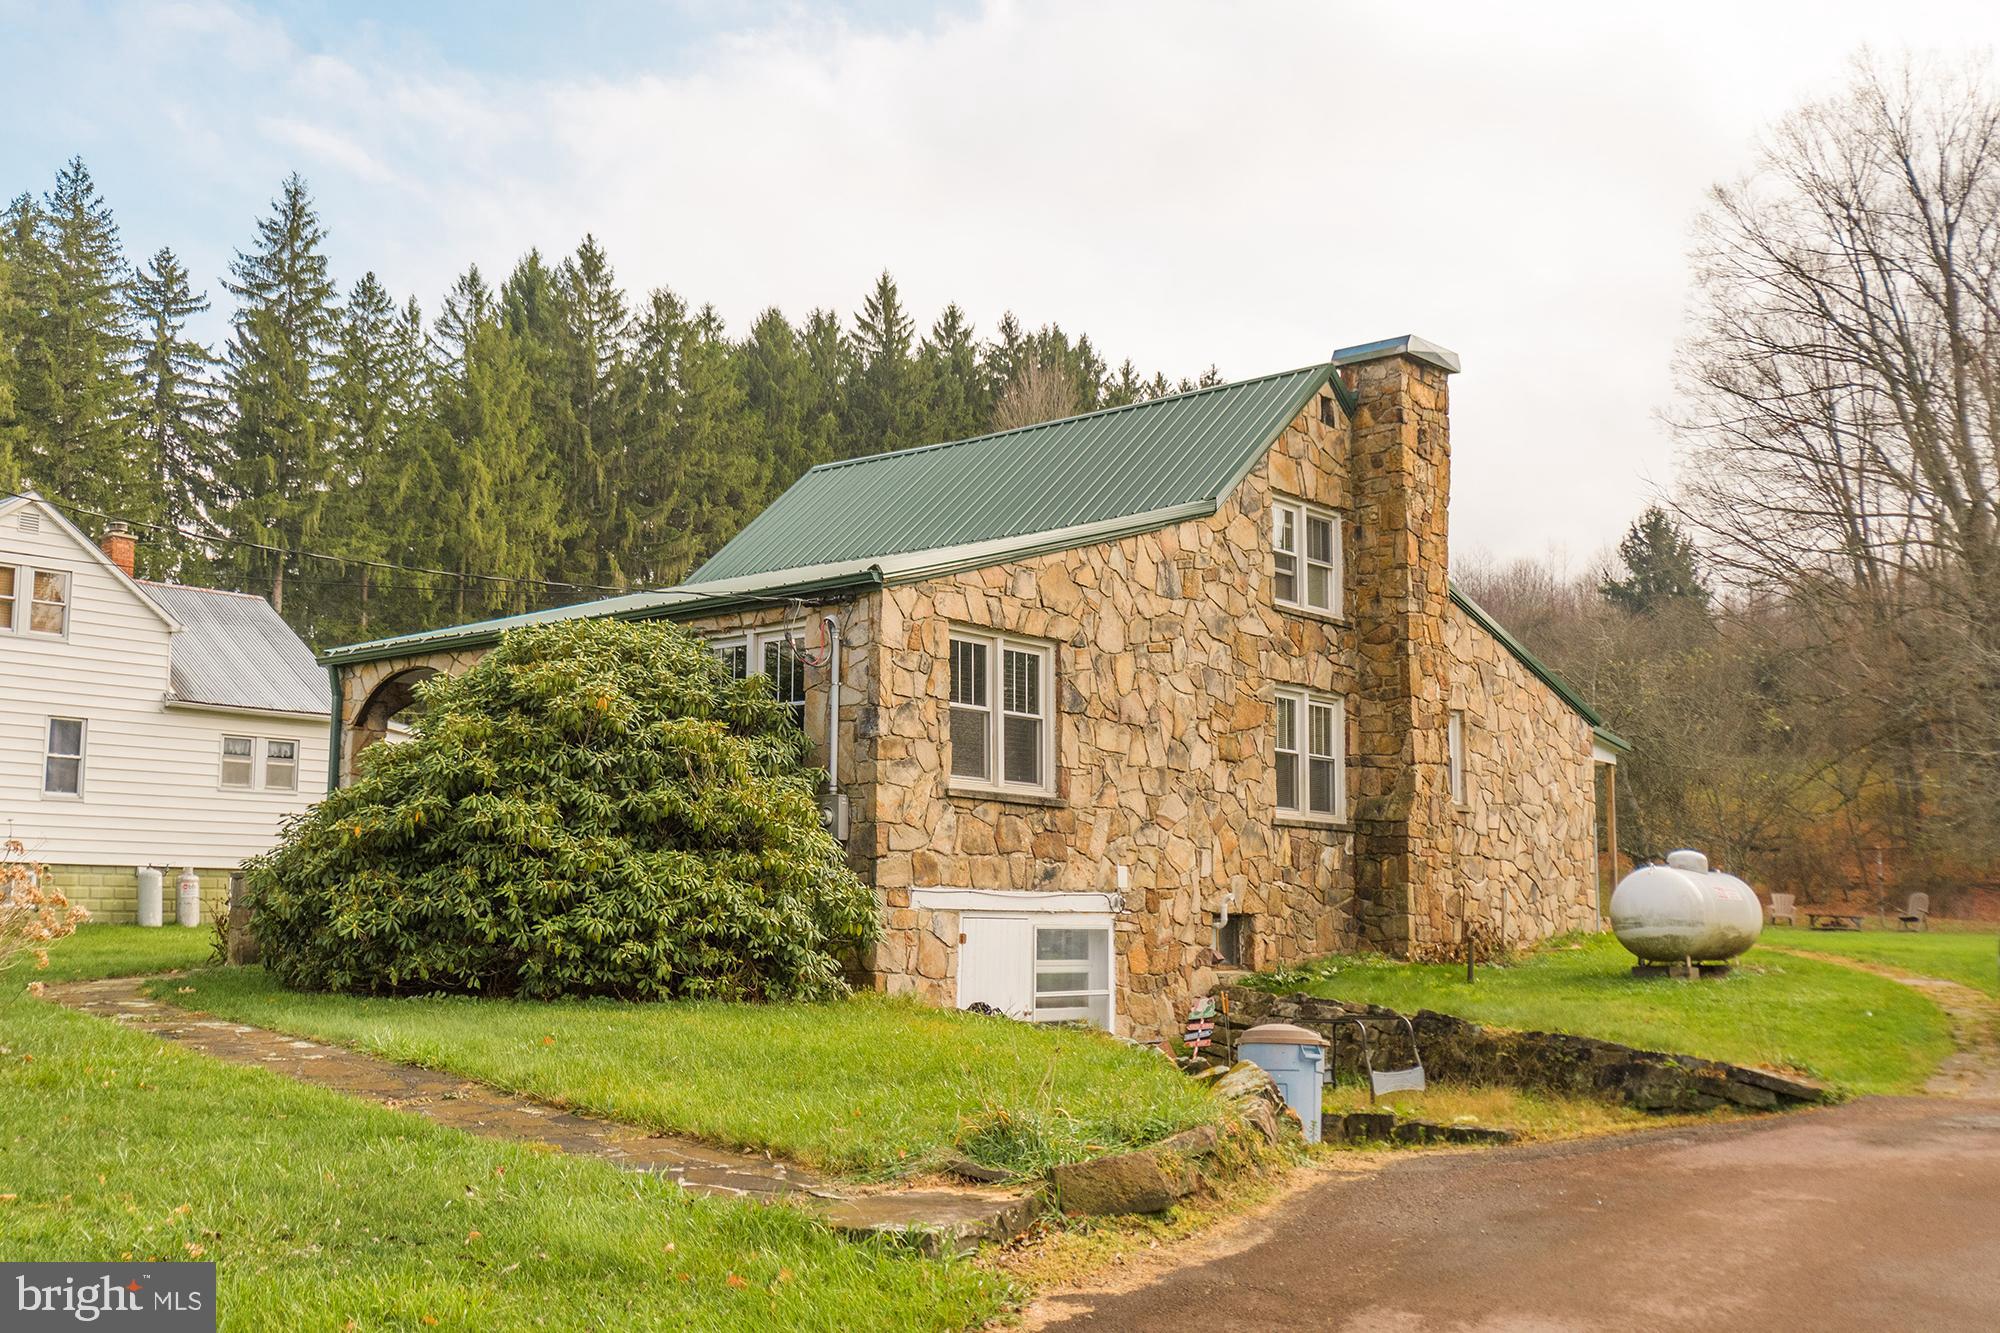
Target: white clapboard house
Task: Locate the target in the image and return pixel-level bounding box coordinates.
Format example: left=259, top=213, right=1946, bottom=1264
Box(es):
left=1, top=490, right=328, bottom=922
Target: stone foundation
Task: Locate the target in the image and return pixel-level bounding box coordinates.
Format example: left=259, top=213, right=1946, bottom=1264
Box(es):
left=44, top=864, right=235, bottom=926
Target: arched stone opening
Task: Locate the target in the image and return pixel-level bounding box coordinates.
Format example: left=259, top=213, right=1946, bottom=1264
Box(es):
left=346, top=665, right=438, bottom=777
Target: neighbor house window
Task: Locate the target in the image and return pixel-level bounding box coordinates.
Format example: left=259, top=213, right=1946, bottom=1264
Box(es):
left=28, top=568, right=69, bottom=635
left=0, top=567, right=13, bottom=630
left=1274, top=688, right=1345, bottom=821
left=220, top=736, right=255, bottom=788
left=1270, top=499, right=1341, bottom=616
left=1448, top=710, right=1467, bottom=806
left=1033, top=925, right=1111, bottom=1028
left=265, top=739, right=299, bottom=792
left=948, top=630, right=1053, bottom=794
left=44, top=717, right=85, bottom=796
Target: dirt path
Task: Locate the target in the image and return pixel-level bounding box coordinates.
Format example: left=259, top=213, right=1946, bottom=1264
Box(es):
left=42, top=974, right=1035, bottom=1252
left=1767, top=947, right=2000, bottom=1098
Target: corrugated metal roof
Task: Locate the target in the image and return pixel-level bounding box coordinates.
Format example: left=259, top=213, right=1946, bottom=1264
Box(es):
left=688, top=364, right=1343, bottom=584
left=141, top=582, right=329, bottom=716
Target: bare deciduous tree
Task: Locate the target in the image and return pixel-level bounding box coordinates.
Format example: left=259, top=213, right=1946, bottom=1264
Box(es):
left=991, top=356, right=1084, bottom=432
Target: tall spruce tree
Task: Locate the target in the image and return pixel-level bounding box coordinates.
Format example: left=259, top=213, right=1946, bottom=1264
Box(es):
left=320, top=271, right=416, bottom=637
left=632, top=293, right=758, bottom=582
left=221, top=174, right=340, bottom=614
left=7, top=160, right=147, bottom=522
left=0, top=212, right=20, bottom=491
left=129, top=246, right=220, bottom=578
left=844, top=270, right=921, bottom=456
left=915, top=302, right=987, bottom=443
left=551, top=236, right=635, bottom=585
left=738, top=306, right=835, bottom=504
left=1601, top=505, right=1710, bottom=614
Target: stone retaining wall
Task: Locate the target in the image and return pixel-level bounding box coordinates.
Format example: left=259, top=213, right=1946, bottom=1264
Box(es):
left=1221, top=986, right=1824, bottom=1112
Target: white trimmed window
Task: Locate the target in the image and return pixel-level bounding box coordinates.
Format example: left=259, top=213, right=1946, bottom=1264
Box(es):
left=948, top=630, right=1053, bottom=794
left=1033, top=925, right=1112, bottom=1027
left=1274, top=688, right=1345, bottom=822
left=221, top=736, right=256, bottom=788
left=4, top=566, right=69, bottom=636
left=1270, top=498, right=1341, bottom=616
left=44, top=717, right=85, bottom=796
left=710, top=633, right=806, bottom=730
left=1448, top=710, right=1467, bottom=806
left=266, top=739, right=299, bottom=792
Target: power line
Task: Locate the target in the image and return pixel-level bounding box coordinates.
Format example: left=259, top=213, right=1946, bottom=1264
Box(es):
left=42, top=494, right=627, bottom=595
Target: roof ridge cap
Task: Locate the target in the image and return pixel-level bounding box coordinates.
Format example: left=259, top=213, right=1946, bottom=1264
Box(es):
left=806, top=362, right=1336, bottom=475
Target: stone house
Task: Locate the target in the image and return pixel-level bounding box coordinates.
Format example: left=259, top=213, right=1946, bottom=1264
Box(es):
left=322, top=336, right=1627, bottom=1042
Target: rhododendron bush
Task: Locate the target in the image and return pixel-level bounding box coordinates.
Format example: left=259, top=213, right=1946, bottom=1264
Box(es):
left=248, top=618, right=876, bottom=1001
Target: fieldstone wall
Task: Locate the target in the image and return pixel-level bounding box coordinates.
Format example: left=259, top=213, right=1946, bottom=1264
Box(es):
left=1221, top=987, right=1824, bottom=1112
left=864, top=387, right=1361, bottom=1039
left=338, top=648, right=489, bottom=782
left=1443, top=603, right=1600, bottom=950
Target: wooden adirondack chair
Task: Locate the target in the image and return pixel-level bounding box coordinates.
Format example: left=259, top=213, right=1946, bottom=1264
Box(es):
left=1898, top=892, right=1930, bottom=931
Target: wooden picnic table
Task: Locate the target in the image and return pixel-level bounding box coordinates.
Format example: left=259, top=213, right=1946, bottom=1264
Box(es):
left=1801, top=906, right=1867, bottom=931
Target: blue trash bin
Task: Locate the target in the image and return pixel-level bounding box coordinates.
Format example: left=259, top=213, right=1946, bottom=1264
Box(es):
left=1237, top=1022, right=1328, bottom=1143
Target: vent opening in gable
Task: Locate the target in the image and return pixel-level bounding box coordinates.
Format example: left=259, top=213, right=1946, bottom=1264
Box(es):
left=17, top=512, right=41, bottom=533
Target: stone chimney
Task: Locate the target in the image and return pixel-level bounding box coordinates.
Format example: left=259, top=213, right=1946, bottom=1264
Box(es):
left=1334, top=335, right=1459, bottom=959
left=100, top=520, right=137, bottom=578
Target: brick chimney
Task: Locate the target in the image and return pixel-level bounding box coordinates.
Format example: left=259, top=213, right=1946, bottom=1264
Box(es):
left=100, top=520, right=137, bottom=578
left=1334, top=335, right=1459, bottom=959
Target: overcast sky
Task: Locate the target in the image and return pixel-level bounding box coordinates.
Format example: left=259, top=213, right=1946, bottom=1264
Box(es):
left=5, top=1, right=1997, bottom=567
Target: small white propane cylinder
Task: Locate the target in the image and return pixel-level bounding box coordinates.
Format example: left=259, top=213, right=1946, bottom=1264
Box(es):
left=176, top=867, right=201, bottom=928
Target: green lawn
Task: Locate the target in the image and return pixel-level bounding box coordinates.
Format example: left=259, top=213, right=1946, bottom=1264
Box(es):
left=1254, top=933, right=1952, bottom=1095
left=152, top=964, right=1222, bottom=1180
left=1, top=928, right=1011, bottom=1331
left=1763, top=924, right=2000, bottom=997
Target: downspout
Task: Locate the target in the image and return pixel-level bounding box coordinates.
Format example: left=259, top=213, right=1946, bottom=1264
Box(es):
left=325, top=664, right=345, bottom=791
left=823, top=614, right=842, bottom=818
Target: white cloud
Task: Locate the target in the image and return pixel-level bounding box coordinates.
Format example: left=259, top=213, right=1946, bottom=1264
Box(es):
left=15, top=0, right=2000, bottom=558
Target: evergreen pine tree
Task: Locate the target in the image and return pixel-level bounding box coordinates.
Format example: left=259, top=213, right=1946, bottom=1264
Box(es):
left=1600, top=505, right=1710, bottom=614
left=0, top=212, right=21, bottom=491
left=739, top=306, right=835, bottom=503
left=320, top=271, right=416, bottom=638
left=550, top=236, right=635, bottom=584
left=129, top=246, right=221, bottom=578
left=7, top=160, right=147, bottom=522
left=221, top=174, right=341, bottom=615
left=633, top=293, right=758, bottom=581
left=915, top=302, right=987, bottom=443
left=843, top=270, right=921, bottom=456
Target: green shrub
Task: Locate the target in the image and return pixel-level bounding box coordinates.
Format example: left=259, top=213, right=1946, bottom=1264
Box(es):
left=250, top=618, right=876, bottom=1001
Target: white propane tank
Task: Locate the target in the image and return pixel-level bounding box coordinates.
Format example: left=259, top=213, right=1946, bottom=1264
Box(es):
left=136, top=867, right=164, bottom=928
left=1609, top=849, right=1762, bottom=964
left=176, top=867, right=201, bottom=928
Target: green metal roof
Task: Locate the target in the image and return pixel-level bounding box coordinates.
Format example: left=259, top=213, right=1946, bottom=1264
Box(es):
left=688, top=364, right=1349, bottom=585
left=1449, top=585, right=1630, bottom=753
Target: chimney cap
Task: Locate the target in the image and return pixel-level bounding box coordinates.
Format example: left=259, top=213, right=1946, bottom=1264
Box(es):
left=105, top=519, right=133, bottom=536
left=1330, top=334, right=1460, bottom=375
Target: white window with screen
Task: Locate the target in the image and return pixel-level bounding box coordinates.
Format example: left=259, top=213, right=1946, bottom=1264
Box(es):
left=711, top=637, right=750, bottom=680
left=1448, top=710, right=1467, bottom=807
left=948, top=630, right=1053, bottom=795
left=220, top=736, right=256, bottom=788
left=1270, top=498, right=1342, bottom=616
left=265, top=739, right=299, bottom=792
left=1274, top=688, right=1345, bottom=822
left=44, top=717, right=85, bottom=797
left=955, top=910, right=1114, bottom=1031
left=0, top=566, right=14, bottom=630
left=28, top=568, right=70, bottom=635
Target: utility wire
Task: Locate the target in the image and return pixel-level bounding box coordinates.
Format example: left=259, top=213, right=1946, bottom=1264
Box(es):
left=43, top=494, right=625, bottom=595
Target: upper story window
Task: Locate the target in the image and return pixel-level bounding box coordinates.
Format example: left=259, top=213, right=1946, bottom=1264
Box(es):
left=3, top=566, right=69, bottom=636
left=712, top=632, right=807, bottom=731
left=221, top=734, right=302, bottom=791
left=1274, top=688, right=1345, bottom=822
left=44, top=717, right=85, bottom=797
left=949, top=629, right=1054, bottom=795
left=1448, top=710, right=1468, bottom=807
left=1270, top=498, right=1342, bottom=617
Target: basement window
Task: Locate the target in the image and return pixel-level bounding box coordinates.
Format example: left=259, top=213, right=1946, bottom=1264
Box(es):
left=1271, top=498, right=1342, bottom=617
left=1033, top=925, right=1111, bottom=1028
left=1216, top=914, right=1254, bottom=969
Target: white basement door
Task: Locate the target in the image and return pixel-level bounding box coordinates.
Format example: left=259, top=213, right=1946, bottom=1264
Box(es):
left=957, top=915, right=1034, bottom=1019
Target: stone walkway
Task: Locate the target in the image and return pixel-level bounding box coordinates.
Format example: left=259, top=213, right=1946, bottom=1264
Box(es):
left=44, top=975, right=1038, bottom=1254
